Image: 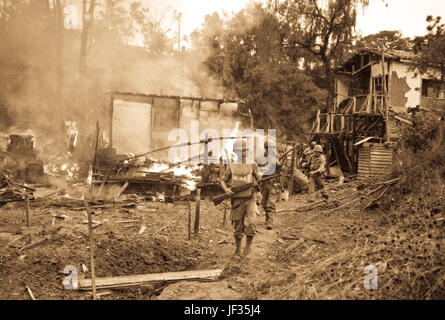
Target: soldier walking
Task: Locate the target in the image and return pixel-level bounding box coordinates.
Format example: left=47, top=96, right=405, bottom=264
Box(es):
left=220, top=139, right=261, bottom=258
left=308, top=144, right=329, bottom=200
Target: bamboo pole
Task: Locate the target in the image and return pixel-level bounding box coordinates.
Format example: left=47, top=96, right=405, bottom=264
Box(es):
left=84, top=200, right=97, bottom=300
left=194, top=189, right=201, bottom=237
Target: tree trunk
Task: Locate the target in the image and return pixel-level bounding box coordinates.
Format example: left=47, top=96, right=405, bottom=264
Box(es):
left=323, top=61, right=334, bottom=112
left=79, top=0, right=96, bottom=123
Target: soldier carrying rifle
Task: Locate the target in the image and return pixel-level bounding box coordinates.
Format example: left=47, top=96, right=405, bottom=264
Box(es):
left=220, top=138, right=261, bottom=259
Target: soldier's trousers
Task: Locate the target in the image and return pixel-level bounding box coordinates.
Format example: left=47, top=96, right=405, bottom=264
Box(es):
left=231, top=197, right=257, bottom=239
left=261, top=183, right=279, bottom=225
left=309, top=172, right=328, bottom=197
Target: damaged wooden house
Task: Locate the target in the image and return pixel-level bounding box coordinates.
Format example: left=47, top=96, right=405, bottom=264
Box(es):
left=93, top=92, right=242, bottom=200
left=314, top=48, right=445, bottom=178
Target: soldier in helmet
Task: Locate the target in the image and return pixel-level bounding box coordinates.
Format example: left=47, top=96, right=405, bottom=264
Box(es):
left=301, top=141, right=316, bottom=174
left=308, top=144, right=328, bottom=200
left=258, top=138, right=282, bottom=230
left=220, top=138, right=261, bottom=258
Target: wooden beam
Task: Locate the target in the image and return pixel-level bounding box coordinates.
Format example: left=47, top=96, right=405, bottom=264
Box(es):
left=78, top=269, right=223, bottom=290
left=351, top=61, right=375, bottom=76
left=394, top=115, right=413, bottom=126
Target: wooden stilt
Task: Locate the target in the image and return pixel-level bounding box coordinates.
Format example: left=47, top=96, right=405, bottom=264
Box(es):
left=25, top=194, right=30, bottom=227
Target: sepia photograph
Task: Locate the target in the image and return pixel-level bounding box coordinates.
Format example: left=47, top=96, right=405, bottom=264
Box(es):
left=0, top=0, right=444, bottom=306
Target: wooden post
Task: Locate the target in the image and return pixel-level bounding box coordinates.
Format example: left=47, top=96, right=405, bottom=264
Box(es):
left=194, top=189, right=201, bottom=237
left=25, top=194, right=30, bottom=227
left=203, top=133, right=208, bottom=165
left=316, top=109, right=320, bottom=133
left=219, top=157, right=226, bottom=226
left=187, top=202, right=191, bottom=240
left=84, top=200, right=97, bottom=300
left=288, top=143, right=296, bottom=198
left=382, top=50, right=390, bottom=142
left=353, top=97, right=357, bottom=113
left=326, top=114, right=330, bottom=133
left=92, top=121, right=100, bottom=174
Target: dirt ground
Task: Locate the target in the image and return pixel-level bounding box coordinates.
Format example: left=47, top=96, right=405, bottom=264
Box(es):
left=0, top=182, right=438, bottom=300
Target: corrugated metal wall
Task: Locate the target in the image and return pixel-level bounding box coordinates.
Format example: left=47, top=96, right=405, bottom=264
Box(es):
left=358, top=142, right=393, bottom=179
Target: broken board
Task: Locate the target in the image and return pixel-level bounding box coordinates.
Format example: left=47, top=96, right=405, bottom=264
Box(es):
left=78, top=269, right=223, bottom=290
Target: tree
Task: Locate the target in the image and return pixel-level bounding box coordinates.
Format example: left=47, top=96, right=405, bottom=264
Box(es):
left=278, top=0, right=372, bottom=110
left=80, top=0, right=96, bottom=74
left=129, top=1, right=171, bottom=56
left=355, top=30, right=413, bottom=51
left=413, top=16, right=445, bottom=81
left=194, top=3, right=326, bottom=137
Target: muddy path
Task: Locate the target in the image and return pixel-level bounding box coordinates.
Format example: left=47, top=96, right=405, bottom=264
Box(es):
left=0, top=187, right=391, bottom=300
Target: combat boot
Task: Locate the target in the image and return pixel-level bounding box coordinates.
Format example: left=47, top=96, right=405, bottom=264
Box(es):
left=233, top=237, right=242, bottom=258
left=243, top=236, right=254, bottom=257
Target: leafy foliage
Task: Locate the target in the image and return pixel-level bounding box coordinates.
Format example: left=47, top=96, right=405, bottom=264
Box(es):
left=192, top=3, right=327, bottom=138
left=413, top=16, right=445, bottom=81
left=278, top=0, right=372, bottom=108
left=355, top=30, right=414, bottom=51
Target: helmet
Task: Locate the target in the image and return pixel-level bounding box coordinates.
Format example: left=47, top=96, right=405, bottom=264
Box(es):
left=314, top=145, right=323, bottom=153
left=233, top=139, right=247, bottom=152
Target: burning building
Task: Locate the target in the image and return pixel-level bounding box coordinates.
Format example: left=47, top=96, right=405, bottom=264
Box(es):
left=91, top=92, right=244, bottom=200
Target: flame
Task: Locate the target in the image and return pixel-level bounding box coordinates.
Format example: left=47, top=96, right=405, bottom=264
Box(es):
left=148, top=163, right=169, bottom=172
left=165, top=164, right=199, bottom=190
left=144, top=161, right=199, bottom=190
left=218, top=121, right=240, bottom=163
left=43, top=156, right=80, bottom=182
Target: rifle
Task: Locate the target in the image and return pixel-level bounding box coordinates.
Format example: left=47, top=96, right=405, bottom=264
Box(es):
left=211, top=174, right=279, bottom=206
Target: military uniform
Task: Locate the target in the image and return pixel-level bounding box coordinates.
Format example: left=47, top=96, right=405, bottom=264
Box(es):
left=222, top=162, right=261, bottom=257
left=259, top=159, right=281, bottom=229
left=308, top=146, right=328, bottom=199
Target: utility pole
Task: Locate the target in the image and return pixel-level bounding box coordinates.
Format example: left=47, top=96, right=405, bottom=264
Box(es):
left=175, top=11, right=182, bottom=52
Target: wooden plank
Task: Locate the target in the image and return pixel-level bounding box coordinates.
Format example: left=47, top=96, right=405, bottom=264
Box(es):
left=0, top=233, right=16, bottom=242
left=116, top=181, right=129, bottom=199
left=394, top=115, right=413, bottom=125
left=78, top=269, right=223, bottom=290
